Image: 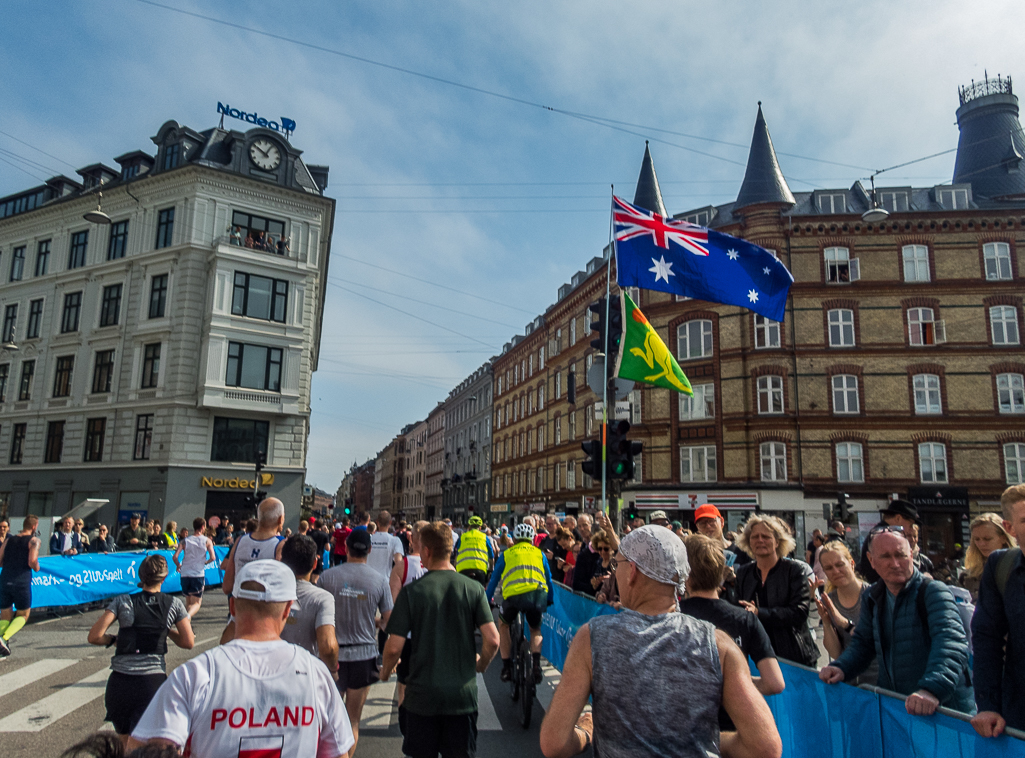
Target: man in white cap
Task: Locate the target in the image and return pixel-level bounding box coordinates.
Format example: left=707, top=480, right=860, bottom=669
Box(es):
left=128, top=559, right=354, bottom=758
left=539, top=525, right=781, bottom=758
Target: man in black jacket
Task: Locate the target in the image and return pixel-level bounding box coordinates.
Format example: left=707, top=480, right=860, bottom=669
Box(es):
left=858, top=499, right=919, bottom=583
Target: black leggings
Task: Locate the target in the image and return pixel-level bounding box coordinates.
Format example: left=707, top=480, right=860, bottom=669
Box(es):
left=105, top=671, right=166, bottom=735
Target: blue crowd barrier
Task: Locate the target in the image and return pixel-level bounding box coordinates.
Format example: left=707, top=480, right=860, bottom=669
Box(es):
left=0, top=546, right=230, bottom=608
left=540, top=583, right=1025, bottom=757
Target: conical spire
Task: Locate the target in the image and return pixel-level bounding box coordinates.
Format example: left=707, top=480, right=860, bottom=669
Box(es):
left=953, top=75, right=1025, bottom=198
left=734, top=103, right=795, bottom=211
left=633, top=142, right=667, bottom=217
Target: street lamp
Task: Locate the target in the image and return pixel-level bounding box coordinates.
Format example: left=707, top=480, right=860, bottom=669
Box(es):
left=83, top=190, right=112, bottom=225
left=861, top=175, right=890, bottom=224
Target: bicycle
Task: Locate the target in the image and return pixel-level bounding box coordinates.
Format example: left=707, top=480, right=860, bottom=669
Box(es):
left=507, top=608, right=535, bottom=728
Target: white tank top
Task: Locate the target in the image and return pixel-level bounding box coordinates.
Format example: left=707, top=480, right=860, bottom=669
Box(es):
left=180, top=536, right=209, bottom=578
left=402, top=554, right=426, bottom=587
left=233, top=534, right=280, bottom=575
left=187, top=644, right=321, bottom=758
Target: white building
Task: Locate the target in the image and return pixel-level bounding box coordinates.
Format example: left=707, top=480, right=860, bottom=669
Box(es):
left=0, top=119, right=334, bottom=531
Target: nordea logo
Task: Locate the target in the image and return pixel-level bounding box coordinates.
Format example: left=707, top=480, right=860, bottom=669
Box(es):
left=217, top=102, right=296, bottom=134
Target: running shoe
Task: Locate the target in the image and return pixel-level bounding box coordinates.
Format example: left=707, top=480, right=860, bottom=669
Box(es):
left=0, top=637, right=10, bottom=657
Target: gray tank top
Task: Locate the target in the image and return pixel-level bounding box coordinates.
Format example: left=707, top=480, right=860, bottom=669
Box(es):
left=590, top=608, right=722, bottom=758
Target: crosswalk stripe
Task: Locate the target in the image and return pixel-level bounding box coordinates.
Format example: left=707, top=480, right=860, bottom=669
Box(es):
left=475, top=672, right=502, bottom=731
left=0, top=659, right=78, bottom=700
left=360, top=680, right=397, bottom=730
left=0, top=667, right=109, bottom=732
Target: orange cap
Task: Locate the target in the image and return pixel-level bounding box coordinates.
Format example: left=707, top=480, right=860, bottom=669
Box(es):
left=694, top=504, right=722, bottom=521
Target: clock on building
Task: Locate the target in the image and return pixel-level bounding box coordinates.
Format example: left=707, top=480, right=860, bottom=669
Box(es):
left=249, top=139, right=281, bottom=171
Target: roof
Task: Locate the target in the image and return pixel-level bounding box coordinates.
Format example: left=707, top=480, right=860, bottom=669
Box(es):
left=952, top=88, right=1025, bottom=198
left=734, top=104, right=795, bottom=211
left=632, top=142, right=667, bottom=216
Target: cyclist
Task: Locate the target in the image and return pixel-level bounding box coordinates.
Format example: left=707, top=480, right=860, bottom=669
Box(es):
left=487, top=522, right=553, bottom=685
left=454, top=515, right=494, bottom=587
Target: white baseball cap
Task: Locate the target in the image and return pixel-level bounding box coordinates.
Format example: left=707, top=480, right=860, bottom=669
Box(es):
left=234, top=559, right=298, bottom=603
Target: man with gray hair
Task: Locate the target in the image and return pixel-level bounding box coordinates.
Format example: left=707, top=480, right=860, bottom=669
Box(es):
left=540, top=525, right=781, bottom=758
left=220, top=497, right=286, bottom=643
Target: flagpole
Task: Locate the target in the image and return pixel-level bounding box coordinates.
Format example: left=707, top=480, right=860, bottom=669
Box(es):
left=602, top=186, right=615, bottom=517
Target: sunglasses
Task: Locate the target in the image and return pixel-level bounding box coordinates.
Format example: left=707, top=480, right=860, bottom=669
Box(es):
left=866, top=524, right=906, bottom=547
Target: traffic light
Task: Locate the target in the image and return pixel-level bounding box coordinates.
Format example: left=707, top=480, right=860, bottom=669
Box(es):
left=838, top=492, right=850, bottom=522
left=581, top=436, right=603, bottom=480
left=607, top=420, right=643, bottom=480
left=589, top=298, right=608, bottom=352
left=607, top=294, right=623, bottom=363
left=626, top=504, right=639, bottom=522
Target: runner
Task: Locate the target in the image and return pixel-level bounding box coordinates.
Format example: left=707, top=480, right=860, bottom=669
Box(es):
left=280, top=534, right=338, bottom=676
left=310, top=522, right=331, bottom=580
left=318, top=529, right=393, bottom=758
left=454, top=516, right=494, bottom=587
left=0, top=514, right=41, bottom=657
left=172, top=517, right=217, bottom=619
left=486, top=522, right=554, bottom=685
left=87, top=554, right=195, bottom=745
left=129, top=560, right=354, bottom=757
left=332, top=517, right=352, bottom=566
left=367, top=510, right=404, bottom=580
left=388, top=520, right=429, bottom=709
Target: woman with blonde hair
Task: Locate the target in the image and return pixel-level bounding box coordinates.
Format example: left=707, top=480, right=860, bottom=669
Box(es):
left=735, top=514, right=818, bottom=666
left=959, top=513, right=1016, bottom=602
left=812, top=541, right=877, bottom=685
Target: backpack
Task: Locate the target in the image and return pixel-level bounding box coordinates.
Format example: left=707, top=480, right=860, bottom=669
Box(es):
left=916, top=576, right=974, bottom=668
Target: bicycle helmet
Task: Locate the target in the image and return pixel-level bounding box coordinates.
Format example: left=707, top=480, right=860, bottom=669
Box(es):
left=468, top=516, right=484, bottom=528
left=513, top=523, right=536, bottom=543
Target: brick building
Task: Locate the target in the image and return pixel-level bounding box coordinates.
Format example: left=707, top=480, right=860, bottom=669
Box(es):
left=425, top=402, right=445, bottom=520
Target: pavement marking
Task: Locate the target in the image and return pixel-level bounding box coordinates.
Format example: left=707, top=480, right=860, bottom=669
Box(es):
left=360, top=680, right=397, bottom=730
left=0, top=667, right=110, bottom=732
left=0, top=659, right=79, bottom=699
left=476, top=672, right=502, bottom=731
left=193, top=636, right=220, bottom=648
left=536, top=661, right=560, bottom=713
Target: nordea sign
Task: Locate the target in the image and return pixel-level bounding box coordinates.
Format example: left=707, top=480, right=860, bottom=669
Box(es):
left=201, top=473, right=275, bottom=489
left=217, top=102, right=296, bottom=134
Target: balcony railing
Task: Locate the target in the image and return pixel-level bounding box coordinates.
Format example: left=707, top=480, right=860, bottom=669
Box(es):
left=959, top=73, right=1012, bottom=105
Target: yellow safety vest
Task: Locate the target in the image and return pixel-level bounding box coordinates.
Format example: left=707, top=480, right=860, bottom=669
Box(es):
left=455, top=529, right=489, bottom=573
left=500, top=541, right=548, bottom=599
left=164, top=532, right=179, bottom=548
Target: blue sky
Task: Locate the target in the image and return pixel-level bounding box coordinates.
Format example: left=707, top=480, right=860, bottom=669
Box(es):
left=2, top=0, right=1023, bottom=491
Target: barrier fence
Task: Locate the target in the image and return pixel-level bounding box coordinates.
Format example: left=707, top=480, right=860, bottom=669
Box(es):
left=541, top=582, right=1025, bottom=757
left=0, top=546, right=230, bottom=608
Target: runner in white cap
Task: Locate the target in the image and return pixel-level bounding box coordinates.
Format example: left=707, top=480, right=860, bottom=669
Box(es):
left=129, top=559, right=353, bottom=758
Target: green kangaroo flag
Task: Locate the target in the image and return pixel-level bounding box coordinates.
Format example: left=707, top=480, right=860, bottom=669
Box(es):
left=615, top=292, right=693, bottom=395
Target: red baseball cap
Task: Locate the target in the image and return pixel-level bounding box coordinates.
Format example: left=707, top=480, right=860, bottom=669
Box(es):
left=694, top=504, right=722, bottom=521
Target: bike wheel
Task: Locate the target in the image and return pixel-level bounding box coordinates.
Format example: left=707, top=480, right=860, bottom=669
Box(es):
left=509, top=620, right=521, bottom=702
left=518, top=636, right=533, bottom=728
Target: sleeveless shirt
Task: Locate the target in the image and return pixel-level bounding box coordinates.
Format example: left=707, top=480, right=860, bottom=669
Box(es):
left=402, top=554, right=426, bottom=587
left=1, top=535, right=33, bottom=585
left=180, top=535, right=209, bottom=578
left=233, top=534, right=281, bottom=574
left=590, top=609, right=723, bottom=758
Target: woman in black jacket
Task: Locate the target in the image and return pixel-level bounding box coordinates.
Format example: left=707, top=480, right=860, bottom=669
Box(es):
left=735, top=514, right=819, bottom=667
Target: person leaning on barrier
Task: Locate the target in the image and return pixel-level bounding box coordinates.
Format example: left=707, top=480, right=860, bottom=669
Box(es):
left=117, top=513, right=148, bottom=550
left=540, top=525, right=781, bottom=758
left=92, top=525, right=117, bottom=554
left=971, top=484, right=1025, bottom=737
left=820, top=527, right=974, bottom=716
left=51, top=517, right=82, bottom=556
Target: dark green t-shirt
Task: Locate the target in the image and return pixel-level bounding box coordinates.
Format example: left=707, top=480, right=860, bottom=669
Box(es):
left=385, top=569, right=493, bottom=716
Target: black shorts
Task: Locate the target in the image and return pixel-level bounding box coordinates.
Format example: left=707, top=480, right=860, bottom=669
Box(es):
left=0, top=581, right=31, bottom=612
left=180, top=577, right=205, bottom=597
left=396, top=638, right=413, bottom=684
left=105, top=671, right=166, bottom=735
left=400, top=706, right=478, bottom=758
left=500, top=589, right=547, bottom=630
left=459, top=569, right=487, bottom=587
left=337, top=657, right=380, bottom=691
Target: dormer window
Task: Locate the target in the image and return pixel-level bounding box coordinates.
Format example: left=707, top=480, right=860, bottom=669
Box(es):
left=123, top=164, right=140, bottom=180
left=163, top=144, right=181, bottom=171
left=878, top=191, right=909, bottom=212
left=936, top=186, right=969, bottom=210
left=816, top=193, right=847, bottom=214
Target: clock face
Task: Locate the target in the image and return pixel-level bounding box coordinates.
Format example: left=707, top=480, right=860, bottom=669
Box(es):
left=249, top=139, right=281, bottom=171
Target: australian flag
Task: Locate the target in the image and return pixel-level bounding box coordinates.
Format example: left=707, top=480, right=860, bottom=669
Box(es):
left=613, top=196, right=794, bottom=322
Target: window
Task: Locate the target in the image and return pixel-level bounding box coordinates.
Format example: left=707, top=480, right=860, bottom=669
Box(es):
left=61, top=292, right=82, bottom=333
left=679, top=383, right=715, bottom=420
left=92, top=350, right=115, bottom=393
left=141, top=343, right=161, bottom=389
left=757, top=375, right=784, bottom=414
left=997, top=373, right=1025, bottom=414
left=984, top=242, right=1013, bottom=281
left=497, top=376, right=503, bottom=395
left=122, top=163, right=139, bottom=180
left=919, top=442, right=948, bottom=483
left=824, top=247, right=859, bottom=283
left=155, top=207, right=175, bottom=249
left=817, top=193, right=846, bottom=214
left=18, top=360, right=34, bottom=400
left=226, top=342, right=282, bottom=392
left=212, top=417, right=269, bottom=463
left=990, top=306, right=1020, bottom=345
left=835, top=442, right=864, bottom=482
left=937, top=187, right=969, bottom=211
left=570, top=317, right=577, bottom=345
left=879, top=191, right=909, bottom=213
left=754, top=315, right=780, bottom=348
left=567, top=461, right=576, bottom=490
left=149, top=274, right=168, bottom=318
left=828, top=309, right=855, bottom=347
left=162, top=143, right=180, bottom=170
left=538, top=384, right=544, bottom=410
left=678, top=320, right=713, bottom=360
left=625, top=286, right=640, bottom=304
left=84, top=417, right=106, bottom=462
left=1006, top=443, right=1025, bottom=485
left=913, top=374, right=942, bottom=414
left=537, top=466, right=544, bottom=493
left=832, top=375, right=860, bottom=414
left=0, top=363, right=7, bottom=402
left=902, top=245, right=930, bottom=282
left=680, top=445, right=716, bottom=483
left=555, top=417, right=562, bottom=445
left=231, top=211, right=286, bottom=248
left=2, top=304, right=16, bottom=343
left=69, top=231, right=88, bottom=269
left=9, top=246, right=25, bottom=281
left=107, top=220, right=128, bottom=260
left=539, top=347, right=545, bottom=370
left=630, top=388, right=642, bottom=425
left=100, top=284, right=123, bottom=327
left=555, top=371, right=561, bottom=400
left=132, top=414, right=154, bottom=460
left=10, top=423, right=26, bottom=464
left=760, top=442, right=787, bottom=482
left=908, top=307, right=945, bottom=346
left=52, top=356, right=74, bottom=397
left=26, top=299, right=42, bottom=339
left=231, top=273, right=288, bottom=322
left=569, top=410, right=576, bottom=440
left=45, top=420, right=65, bottom=463
left=35, top=239, right=50, bottom=276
